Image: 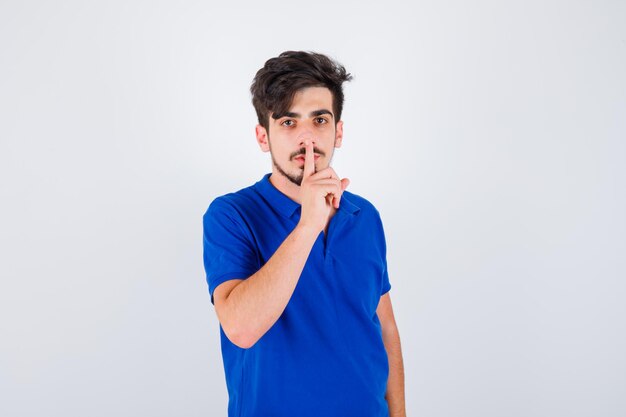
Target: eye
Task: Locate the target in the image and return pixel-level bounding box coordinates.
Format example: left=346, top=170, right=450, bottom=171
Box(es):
left=315, top=117, right=328, bottom=124
left=281, top=119, right=295, bottom=127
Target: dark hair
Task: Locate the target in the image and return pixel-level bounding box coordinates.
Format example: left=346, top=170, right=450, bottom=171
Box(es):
left=250, top=51, right=353, bottom=131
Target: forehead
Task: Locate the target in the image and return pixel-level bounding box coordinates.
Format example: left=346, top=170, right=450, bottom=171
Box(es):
left=289, top=86, right=333, bottom=110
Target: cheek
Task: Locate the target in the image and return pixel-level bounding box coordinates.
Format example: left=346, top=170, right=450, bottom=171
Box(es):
left=269, top=143, right=293, bottom=159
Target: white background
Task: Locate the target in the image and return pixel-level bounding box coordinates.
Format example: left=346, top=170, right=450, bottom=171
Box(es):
left=1, top=1, right=625, bottom=416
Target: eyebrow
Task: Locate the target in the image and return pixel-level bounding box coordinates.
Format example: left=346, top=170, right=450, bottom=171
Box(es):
left=274, top=109, right=334, bottom=120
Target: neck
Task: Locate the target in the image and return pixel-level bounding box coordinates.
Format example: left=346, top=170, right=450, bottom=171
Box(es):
left=269, top=171, right=303, bottom=205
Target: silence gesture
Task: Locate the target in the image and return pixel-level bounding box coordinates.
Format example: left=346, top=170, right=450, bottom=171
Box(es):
left=298, top=140, right=350, bottom=233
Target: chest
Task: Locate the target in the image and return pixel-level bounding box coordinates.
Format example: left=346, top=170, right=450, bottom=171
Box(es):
left=258, top=212, right=386, bottom=319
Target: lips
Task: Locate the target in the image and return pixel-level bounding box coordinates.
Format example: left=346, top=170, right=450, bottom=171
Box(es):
left=294, top=155, right=320, bottom=163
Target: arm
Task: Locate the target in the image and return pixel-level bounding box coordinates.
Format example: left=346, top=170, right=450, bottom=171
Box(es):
left=377, top=292, right=406, bottom=417
left=214, top=223, right=318, bottom=349
left=214, top=140, right=350, bottom=349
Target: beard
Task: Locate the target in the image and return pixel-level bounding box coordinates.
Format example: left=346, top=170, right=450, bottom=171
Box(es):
left=272, top=154, right=305, bottom=186
left=269, top=147, right=334, bottom=187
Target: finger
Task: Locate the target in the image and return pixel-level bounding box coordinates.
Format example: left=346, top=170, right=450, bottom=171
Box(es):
left=310, top=166, right=339, bottom=181
left=316, top=183, right=343, bottom=208
left=325, top=179, right=349, bottom=209
left=303, top=140, right=315, bottom=179
left=334, top=184, right=346, bottom=208
left=332, top=190, right=343, bottom=209
left=313, top=184, right=340, bottom=202
left=333, top=179, right=349, bottom=208
left=313, top=180, right=341, bottom=193
left=310, top=178, right=341, bottom=186
left=313, top=180, right=340, bottom=205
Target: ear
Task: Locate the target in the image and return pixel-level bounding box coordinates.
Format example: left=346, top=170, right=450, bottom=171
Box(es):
left=255, top=124, right=270, bottom=152
left=334, top=120, right=344, bottom=148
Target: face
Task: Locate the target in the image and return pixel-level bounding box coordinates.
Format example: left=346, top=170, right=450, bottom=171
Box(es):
left=256, top=86, right=343, bottom=186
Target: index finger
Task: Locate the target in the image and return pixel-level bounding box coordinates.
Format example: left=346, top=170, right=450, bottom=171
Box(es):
left=303, top=140, right=315, bottom=179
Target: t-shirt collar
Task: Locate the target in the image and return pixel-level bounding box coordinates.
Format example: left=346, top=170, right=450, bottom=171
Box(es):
left=254, top=173, right=360, bottom=219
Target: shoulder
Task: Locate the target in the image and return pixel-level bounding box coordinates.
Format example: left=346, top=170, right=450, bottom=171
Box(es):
left=202, top=184, right=262, bottom=243
left=202, top=184, right=263, bottom=242
left=203, top=183, right=259, bottom=219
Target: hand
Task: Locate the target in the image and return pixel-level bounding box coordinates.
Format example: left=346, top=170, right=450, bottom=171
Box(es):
left=298, top=140, right=350, bottom=233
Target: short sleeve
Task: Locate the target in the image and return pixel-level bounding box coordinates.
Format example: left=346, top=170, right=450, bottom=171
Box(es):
left=376, top=210, right=392, bottom=296
left=202, top=199, right=260, bottom=305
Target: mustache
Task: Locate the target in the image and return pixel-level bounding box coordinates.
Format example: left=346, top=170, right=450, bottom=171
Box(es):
left=291, top=148, right=326, bottom=159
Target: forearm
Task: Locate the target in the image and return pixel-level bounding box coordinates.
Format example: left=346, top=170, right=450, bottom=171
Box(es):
left=383, top=325, right=406, bottom=417
left=221, top=223, right=319, bottom=348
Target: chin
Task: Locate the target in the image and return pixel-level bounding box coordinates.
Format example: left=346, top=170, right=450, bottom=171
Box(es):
left=288, top=172, right=304, bottom=186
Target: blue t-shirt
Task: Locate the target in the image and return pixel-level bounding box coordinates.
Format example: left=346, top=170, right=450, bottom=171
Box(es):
left=202, top=173, right=392, bottom=417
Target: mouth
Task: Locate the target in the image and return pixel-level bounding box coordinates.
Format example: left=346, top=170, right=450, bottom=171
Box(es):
left=294, top=155, right=320, bottom=164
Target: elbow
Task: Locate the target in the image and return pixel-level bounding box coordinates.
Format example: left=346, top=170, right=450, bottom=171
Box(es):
left=223, top=325, right=258, bottom=350
left=214, top=289, right=263, bottom=349
left=214, top=289, right=258, bottom=349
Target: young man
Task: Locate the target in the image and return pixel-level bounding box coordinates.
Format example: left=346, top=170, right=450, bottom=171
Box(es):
left=202, top=51, right=406, bottom=417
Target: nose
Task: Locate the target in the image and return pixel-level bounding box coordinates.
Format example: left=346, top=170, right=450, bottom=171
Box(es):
left=297, top=131, right=316, bottom=148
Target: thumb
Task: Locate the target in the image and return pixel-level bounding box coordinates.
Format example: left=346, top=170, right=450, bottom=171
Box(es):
left=341, top=178, right=350, bottom=191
